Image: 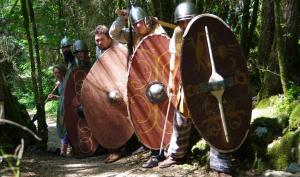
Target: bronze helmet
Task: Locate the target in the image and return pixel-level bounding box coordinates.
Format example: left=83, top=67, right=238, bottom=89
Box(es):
left=174, top=1, right=197, bottom=23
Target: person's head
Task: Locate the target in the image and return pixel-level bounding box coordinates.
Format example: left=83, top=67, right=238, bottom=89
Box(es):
left=94, top=25, right=112, bottom=50
left=53, top=64, right=67, bottom=81
left=129, top=6, right=150, bottom=36
left=60, top=36, right=72, bottom=53
left=72, top=40, right=88, bottom=62
left=174, top=1, right=197, bottom=31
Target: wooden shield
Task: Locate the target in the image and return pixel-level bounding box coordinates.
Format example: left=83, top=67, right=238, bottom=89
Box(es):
left=64, top=66, right=98, bottom=156
left=80, top=46, right=134, bottom=149
left=128, top=34, right=179, bottom=149
left=181, top=14, right=252, bottom=152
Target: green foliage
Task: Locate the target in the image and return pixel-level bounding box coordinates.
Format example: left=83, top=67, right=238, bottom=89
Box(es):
left=286, top=83, right=300, bottom=102
left=267, top=130, right=300, bottom=170
left=289, top=104, right=300, bottom=130
left=255, top=95, right=282, bottom=109
left=253, top=94, right=298, bottom=132
left=191, top=139, right=209, bottom=165
left=45, top=101, right=58, bottom=119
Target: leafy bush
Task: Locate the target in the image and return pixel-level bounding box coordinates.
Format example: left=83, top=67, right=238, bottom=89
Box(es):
left=286, top=83, right=300, bottom=102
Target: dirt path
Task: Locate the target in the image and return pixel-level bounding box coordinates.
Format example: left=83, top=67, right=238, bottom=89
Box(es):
left=18, top=119, right=261, bottom=177
left=19, top=119, right=210, bottom=177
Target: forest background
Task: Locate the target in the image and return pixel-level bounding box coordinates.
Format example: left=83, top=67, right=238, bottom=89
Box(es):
left=0, top=0, right=299, bottom=175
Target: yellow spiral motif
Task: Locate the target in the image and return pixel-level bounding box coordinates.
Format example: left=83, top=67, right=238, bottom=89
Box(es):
left=130, top=59, right=152, bottom=90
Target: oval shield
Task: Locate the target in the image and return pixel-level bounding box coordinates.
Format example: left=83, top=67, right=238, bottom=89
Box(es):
left=181, top=14, right=252, bottom=152
left=128, top=34, right=180, bottom=149
left=64, top=66, right=98, bottom=156
left=81, top=46, right=134, bottom=149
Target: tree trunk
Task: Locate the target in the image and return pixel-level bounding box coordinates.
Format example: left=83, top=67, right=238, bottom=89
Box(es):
left=274, top=0, right=289, bottom=96
left=240, top=0, right=250, bottom=57
left=257, top=43, right=282, bottom=100
left=257, top=0, right=282, bottom=100
left=20, top=0, right=47, bottom=149
left=0, top=62, right=37, bottom=152
left=282, top=0, right=300, bottom=84
left=240, top=0, right=260, bottom=59
left=245, top=0, right=259, bottom=57
left=28, top=0, right=48, bottom=149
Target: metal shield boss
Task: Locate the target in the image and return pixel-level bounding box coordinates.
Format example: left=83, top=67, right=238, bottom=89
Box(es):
left=81, top=46, right=134, bottom=149
left=128, top=34, right=180, bottom=149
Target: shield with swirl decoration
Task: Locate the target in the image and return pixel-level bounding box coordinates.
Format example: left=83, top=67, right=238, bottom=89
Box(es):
left=128, top=34, right=180, bottom=149
left=64, top=66, right=98, bottom=156
left=181, top=14, right=252, bottom=153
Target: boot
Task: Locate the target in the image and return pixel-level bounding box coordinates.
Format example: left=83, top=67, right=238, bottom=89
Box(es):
left=60, top=144, right=68, bottom=156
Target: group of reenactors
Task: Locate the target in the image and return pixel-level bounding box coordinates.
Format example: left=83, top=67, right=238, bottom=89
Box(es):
left=47, top=1, right=252, bottom=177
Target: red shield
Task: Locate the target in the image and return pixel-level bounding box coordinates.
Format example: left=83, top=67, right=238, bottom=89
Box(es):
left=64, top=66, right=98, bottom=156
left=128, top=34, right=179, bottom=149
left=81, top=46, right=134, bottom=149
left=181, top=14, right=251, bottom=152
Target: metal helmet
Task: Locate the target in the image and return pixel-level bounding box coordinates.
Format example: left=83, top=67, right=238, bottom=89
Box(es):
left=174, top=1, right=198, bottom=23
left=72, top=40, right=88, bottom=54
left=60, top=36, right=72, bottom=48
left=129, top=6, right=149, bottom=24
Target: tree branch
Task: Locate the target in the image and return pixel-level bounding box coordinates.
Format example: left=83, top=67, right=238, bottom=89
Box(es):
left=9, top=0, right=19, bottom=16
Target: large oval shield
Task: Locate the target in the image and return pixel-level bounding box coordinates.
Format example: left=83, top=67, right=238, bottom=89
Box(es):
left=64, top=66, right=98, bottom=156
left=128, top=34, right=179, bottom=149
left=81, top=46, right=134, bottom=149
left=181, top=14, right=251, bottom=152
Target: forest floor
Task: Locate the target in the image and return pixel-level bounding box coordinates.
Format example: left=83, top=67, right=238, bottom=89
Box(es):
left=18, top=119, right=221, bottom=177
left=3, top=117, right=297, bottom=177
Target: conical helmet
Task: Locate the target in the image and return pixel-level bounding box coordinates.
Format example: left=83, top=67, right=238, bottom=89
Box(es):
left=129, top=6, right=149, bottom=24
left=174, top=1, right=197, bottom=23
left=72, top=40, right=88, bottom=54
left=60, top=36, right=72, bottom=48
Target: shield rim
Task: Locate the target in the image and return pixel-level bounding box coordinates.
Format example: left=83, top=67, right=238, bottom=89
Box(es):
left=182, top=13, right=251, bottom=153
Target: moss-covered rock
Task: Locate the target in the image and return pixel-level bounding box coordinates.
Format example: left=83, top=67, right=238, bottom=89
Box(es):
left=252, top=95, right=297, bottom=131
left=289, top=104, right=300, bottom=130
left=267, top=130, right=300, bottom=170
left=255, top=95, right=283, bottom=109
left=252, top=96, right=283, bottom=120
left=234, top=117, right=283, bottom=170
